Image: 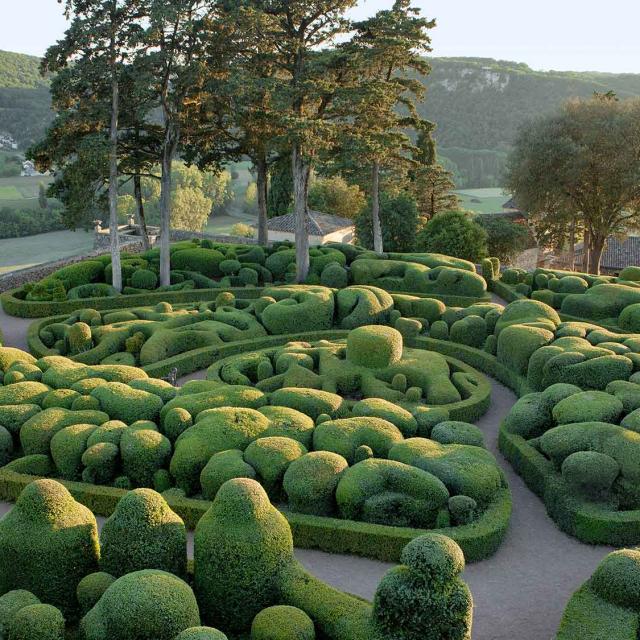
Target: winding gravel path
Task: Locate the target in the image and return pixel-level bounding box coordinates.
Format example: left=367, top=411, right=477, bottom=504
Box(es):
left=0, top=301, right=616, bottom=640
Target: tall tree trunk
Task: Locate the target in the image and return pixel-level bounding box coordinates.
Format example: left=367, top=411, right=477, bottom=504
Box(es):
left=108, top=21, right=122, bottom=293
left=159, top=124, right=178, bottom=287
left=255, top=155, right=268, bottom=246
left=568, top=218, right=576, bottom=271
left=582, top=228, right=591, bottom=273
left=292, top=144, right=309, bottom=282
left=589, top=235, right=606, bottom=275
left=133, top=173, right=150, bottom=251
left=371, top=160, right=383, bottom=254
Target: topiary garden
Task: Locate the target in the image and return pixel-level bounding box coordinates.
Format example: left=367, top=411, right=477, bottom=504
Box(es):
left=4, top=243, right=640, bottom=639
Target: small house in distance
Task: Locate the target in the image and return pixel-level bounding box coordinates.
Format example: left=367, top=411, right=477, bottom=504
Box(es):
left=262, top=210, right=355, bottom=245
left=574, top=236, right=640, bottom=275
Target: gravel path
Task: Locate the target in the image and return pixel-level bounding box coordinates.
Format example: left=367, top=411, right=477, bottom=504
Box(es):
left=0, top=299, right=616, bottom=640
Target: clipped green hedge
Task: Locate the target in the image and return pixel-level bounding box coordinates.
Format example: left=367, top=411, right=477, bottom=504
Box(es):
left=0, top=468, right=510, bottom=563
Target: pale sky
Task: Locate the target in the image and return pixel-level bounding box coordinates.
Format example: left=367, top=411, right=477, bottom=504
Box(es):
left=1, top=0, right=639, bottom=74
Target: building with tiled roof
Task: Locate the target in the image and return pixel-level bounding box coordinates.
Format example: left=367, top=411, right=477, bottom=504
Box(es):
left=574, top=236, right=640, bottom=274
left=260, top=210, right=355, bottom=245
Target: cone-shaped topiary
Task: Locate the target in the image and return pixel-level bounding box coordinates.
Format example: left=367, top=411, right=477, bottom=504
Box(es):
left=100, top=489, right=187, bottom=579
left=0, top=479, right=99, bottom=617
left=194, top=478, right=294, bottom=632
left=81, top=569, right=200, bottom=640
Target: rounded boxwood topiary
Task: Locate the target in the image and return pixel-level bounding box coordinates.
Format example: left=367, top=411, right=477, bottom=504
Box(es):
left=175, top=628, right=228, bottom=640
left=200, top=449, right=257, bottom=501
left=251, top=605, right=315, bottom=640
left=552, top=391, right=624, bottom=426
left=68, top=322, right=93, bottom=355
left=130, top=269, right=158, bottom=290
left=244, top=437, right=307, bottom=498
left=336, top=459, right=449, bottom=528
left=346, top=325, right=403, bottom=369
left=162, top=407, right=193, bottom=442
left=7, top=603, right=65, bottom=640
left=448, top=495, right=477, bottom=525
left=283, top=451, right=348, bottom=516
left=0, top=424, right=13, bottom=467
left=352, top=398, right=417, bottom=437
left=0, top=590, right=41, bottom=638
left=81, top=569, right=200, bottom=640
left=120, top=427, right=171, bottom=487
left=373, top=534, right=472, bottom=640
left=239, top=267, right=259, bottom=286
left=0, top=479, right=99, bottom=617
left=320, top=262, right=348, bottom=289
left=76, top=572, right=116, bottom=615
left=100, top=489, right=187, bottom=578
left=591, top=549, right=640, bottom=609
left=220, top=259, right=241, bottom=276
left=81, top=442, right=119, bottom=485
left=194, top=478, right=294, bottom=632
left=430, top=421, right=485, bottom=448
left=561, top=451, right=620, bottom=498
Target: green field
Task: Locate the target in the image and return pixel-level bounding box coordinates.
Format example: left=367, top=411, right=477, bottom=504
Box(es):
left=0, top=175, right=54, bottom=212
left=0, top=230, right=94, bottom=274
left=0, top=185, right=21, bottom=199
left=455, top=188, right=510, bottom=214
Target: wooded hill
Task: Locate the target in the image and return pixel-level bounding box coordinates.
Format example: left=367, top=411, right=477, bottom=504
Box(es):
left=2, top=49, right=639, bottom=186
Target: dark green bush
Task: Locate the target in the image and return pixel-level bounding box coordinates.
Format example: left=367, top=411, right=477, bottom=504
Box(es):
left=7, top=603, right=65, bottom=640
left=200, top=449, right=257, bottom=500
left=130, top=269, right=158, bottom=290
left=431, top=421, right=484, bottom=448
left=76, top=572, right=116, bottom=615
left=171, top=248, right=225, bottom=278
left=80, top=569, right=200, bottom=640
left=591, top=549, right=640, bottom=609
left=283, top=451, right=348, bottom=516
left=0, top=590, right=41, bottom=638
left=100, top=489, right=187, bottom=578
left=561, top=451, right=620, bottom=498
left=346, top=325, right=403, bottom=369
left=0, top=479, right=99, bottom=617
left=373, top=534, right=472, bottom=640
left=336, top=458, right=449, bottom=527
left=194, top=479, right=294, bottom=632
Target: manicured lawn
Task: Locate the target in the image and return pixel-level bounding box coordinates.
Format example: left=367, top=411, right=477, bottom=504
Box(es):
left=0, top=185, right=21, bottom=199
left=455, top=187, right=511, bottom=214
left=0, top=229, right=95, bottom=274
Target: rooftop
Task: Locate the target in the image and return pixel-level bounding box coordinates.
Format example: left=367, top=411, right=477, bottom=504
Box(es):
left=575, top=235, right=640, bottom=271
left=264, top=210, right=354, bottom=236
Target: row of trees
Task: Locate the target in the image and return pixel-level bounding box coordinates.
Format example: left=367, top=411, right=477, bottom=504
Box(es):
left=31, top=0, right=458, bottom=290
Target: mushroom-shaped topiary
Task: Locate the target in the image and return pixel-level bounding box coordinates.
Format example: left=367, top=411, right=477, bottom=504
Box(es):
left=7, top=603, right=65, bottom=640
left=100, top=489, right=187, bottom=578
left=373, top=534, right=472, bottom=640
left=346, top=325, right=403, bottom=369
left=81, top=569, right=200, bottom=640
left=251, top=605, right=315, bottom=640
left=0, top=480, right=99, bottom=618
left=194, top=478, right=294, bottom=632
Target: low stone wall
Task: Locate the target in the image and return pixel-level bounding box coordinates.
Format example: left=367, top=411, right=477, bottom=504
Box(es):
left=0, top=248, right=113, bottom=293
left=0, top=229, right=259, bottom=293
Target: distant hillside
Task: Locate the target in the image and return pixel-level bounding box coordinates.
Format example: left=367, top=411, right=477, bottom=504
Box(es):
left=0, top=50, right=52, bottom=149
left=422, top=58, right=640, bottom=186
left=2, top=50, right=640, bottom=186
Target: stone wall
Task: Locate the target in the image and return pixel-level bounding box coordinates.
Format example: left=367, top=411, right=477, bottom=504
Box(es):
left=0, top=248, right=114, bottom=293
